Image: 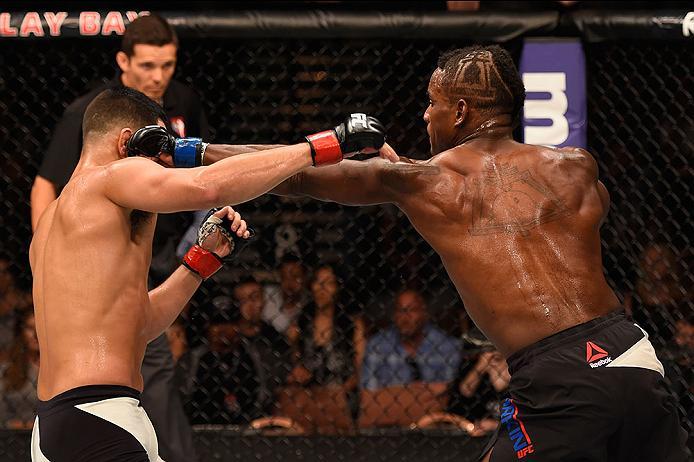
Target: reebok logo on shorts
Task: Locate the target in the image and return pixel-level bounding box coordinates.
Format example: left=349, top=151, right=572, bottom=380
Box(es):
left=586, top=341, right=612, bottom=368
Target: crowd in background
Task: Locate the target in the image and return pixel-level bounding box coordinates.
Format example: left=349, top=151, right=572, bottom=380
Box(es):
left=0, top=4, right=692, bottom=446
left=1, top=242, right=692, bottom=435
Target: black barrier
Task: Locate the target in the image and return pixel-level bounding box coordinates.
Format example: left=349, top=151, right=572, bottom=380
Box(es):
left=0, top=8, right=692, bottom=461
left=0, top=430, right=490, bottom=462
left=2, top=9, right=694, bottom=40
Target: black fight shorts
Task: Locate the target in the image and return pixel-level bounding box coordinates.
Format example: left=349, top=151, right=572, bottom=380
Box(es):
left=485, top=310, right=689, bottom=462
left=31, top=385, right=164, bottom=462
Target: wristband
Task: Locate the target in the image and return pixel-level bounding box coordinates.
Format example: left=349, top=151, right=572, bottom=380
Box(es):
left=306, top=130, right=342, bottom=166
left=199, top=142, right=209, bottom=166
left=173, top=138, right=203, bottom=168
left=182, top=245, right=223, bottom=279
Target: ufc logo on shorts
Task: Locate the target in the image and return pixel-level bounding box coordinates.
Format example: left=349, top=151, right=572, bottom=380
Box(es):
left=350, top=113, right=369, bottom=129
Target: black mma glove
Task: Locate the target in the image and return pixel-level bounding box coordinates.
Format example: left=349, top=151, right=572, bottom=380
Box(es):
left=182, top=207, right=256, bottom=280
left=305, top=113, right=386, bottom=166
left=127, top=125, right=207, bottom=168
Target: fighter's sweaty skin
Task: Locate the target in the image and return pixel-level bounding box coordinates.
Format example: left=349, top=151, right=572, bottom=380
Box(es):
left=285, top=136, right=620, bottom=357
left=392, top=139, right=619, bottom=356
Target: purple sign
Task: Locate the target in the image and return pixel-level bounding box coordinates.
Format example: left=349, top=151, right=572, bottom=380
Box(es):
left=520, top=39, right=587, bottom=148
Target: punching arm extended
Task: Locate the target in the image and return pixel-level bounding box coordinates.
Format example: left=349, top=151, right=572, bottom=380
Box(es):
left=202, top=144, right=286, bottom=165
left=105, top=144, right=314, bottom=213
left=110, top=114, right=391, bottom=212
left=272, top=152, right=435, bottom=206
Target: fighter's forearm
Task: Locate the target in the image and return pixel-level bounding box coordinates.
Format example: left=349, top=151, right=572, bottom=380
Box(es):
left=202, top=144, right=286, bottom=165
left=192, top=144, right=314, bottom=208
left=270, top=158, right=392, bottom=206
left=146, top=265, right=202, bottom=342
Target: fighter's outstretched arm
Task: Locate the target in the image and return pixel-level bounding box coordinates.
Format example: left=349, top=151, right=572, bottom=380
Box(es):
left=271, top=148, right=435, bottom=206
left=274, top=157, right=397, bottom=206
left=202, top=144, right=285, bottom=164
left=105, top=144, right=314, bottom=213
left=105, top=115, right=387, bottom=212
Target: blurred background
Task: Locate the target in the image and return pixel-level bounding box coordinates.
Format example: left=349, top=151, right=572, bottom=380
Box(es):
left=0, top=1, right=692, bottom=461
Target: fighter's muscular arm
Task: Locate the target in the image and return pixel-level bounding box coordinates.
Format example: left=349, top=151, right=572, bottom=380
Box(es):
left=145, top=207, right=246, bottom=341
left=202, top=144, right=285, bottom=165
left=272, top=155, right=436, bottom=206
left=104, top=144, right=313, bottom=212
left=145, top=265, right=202, bottom=342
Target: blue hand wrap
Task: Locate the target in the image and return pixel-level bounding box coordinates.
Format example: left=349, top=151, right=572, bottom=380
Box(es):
left=173, top=138, right=203, bottom=167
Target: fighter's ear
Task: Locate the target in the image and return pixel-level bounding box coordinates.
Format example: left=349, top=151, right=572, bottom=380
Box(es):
left=117, top=128, right=134, bottom=159
left=454, top=99, right=468, bottom=127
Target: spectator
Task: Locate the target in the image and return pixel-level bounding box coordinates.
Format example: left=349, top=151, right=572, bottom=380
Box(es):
left=360, top=289, right=460, bottom=391
left=189, top=314, right=245, bottom=424
left=287, top=265, right=365, bottom=393
left=29, top=14, right=207, bottom=462
left=263, top=254, right=310, bottom=339
left=166, top=315, right=206, bottom=402
left=0, top=257, right=32, bottom=361
left=447, top=324, right=510, bottom=436
left=232, top=276, right=292, bottom=420
left=661, top=317, right=694, bottom=432
left=190, top=276, right=293, bottom=425
left=626, top=243, right=692, bottom=351
left=0, top=311, right=39, bottom=429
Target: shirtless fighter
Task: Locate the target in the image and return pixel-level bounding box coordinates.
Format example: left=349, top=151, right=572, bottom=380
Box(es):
left=29, top=86, right=388, bottom=461
left=271, top=45, right=690, bottom=461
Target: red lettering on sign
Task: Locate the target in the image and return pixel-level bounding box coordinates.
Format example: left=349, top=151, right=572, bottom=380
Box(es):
left=0, top=12, right=18, bottom=37
left=125, top=11, right=146, bottom=22
left=44, top=12, right=68, bottom=36
left=79, top=12, right=100, bottom=36
left=20, top=12, right=44, bottom=37
left=101, top=11, right=125, bottom=36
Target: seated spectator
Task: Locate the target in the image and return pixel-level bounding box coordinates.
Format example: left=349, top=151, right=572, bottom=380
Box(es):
left=232, top=276, right=292, bottom=420
left=0, top=311, right=39, bottom=429
left=287, top=265, right=364, bottom=392
left=447, top=325, right=510, bottom=436
left=189, top=314, right=246, bottom=424
left=661, top=316, right=694, bottom=430
left=276, top=265, right=363, bottom=433
left=626, top=243, right=692, bottom=351
left=360, top=289, right=460, bottom=391
left=358, top=289, right=460, bottom=429
left=0, top=257, right=33, bottom=361
left=188, top=277, right=293, bottom=425
left=166, top=315, right=206, bottom=402
left=263, top=254, right=310, bottom=339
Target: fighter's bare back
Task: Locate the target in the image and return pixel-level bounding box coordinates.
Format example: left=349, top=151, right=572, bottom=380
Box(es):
left=30, top=167, right=157, bottom=400
left=397, top=139, right=620, bottom=355
left=289, top=137, right=621, bottom=356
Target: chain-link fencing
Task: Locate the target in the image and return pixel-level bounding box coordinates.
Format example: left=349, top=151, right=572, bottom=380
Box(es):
left=0, top=24, right=692, bottom=462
